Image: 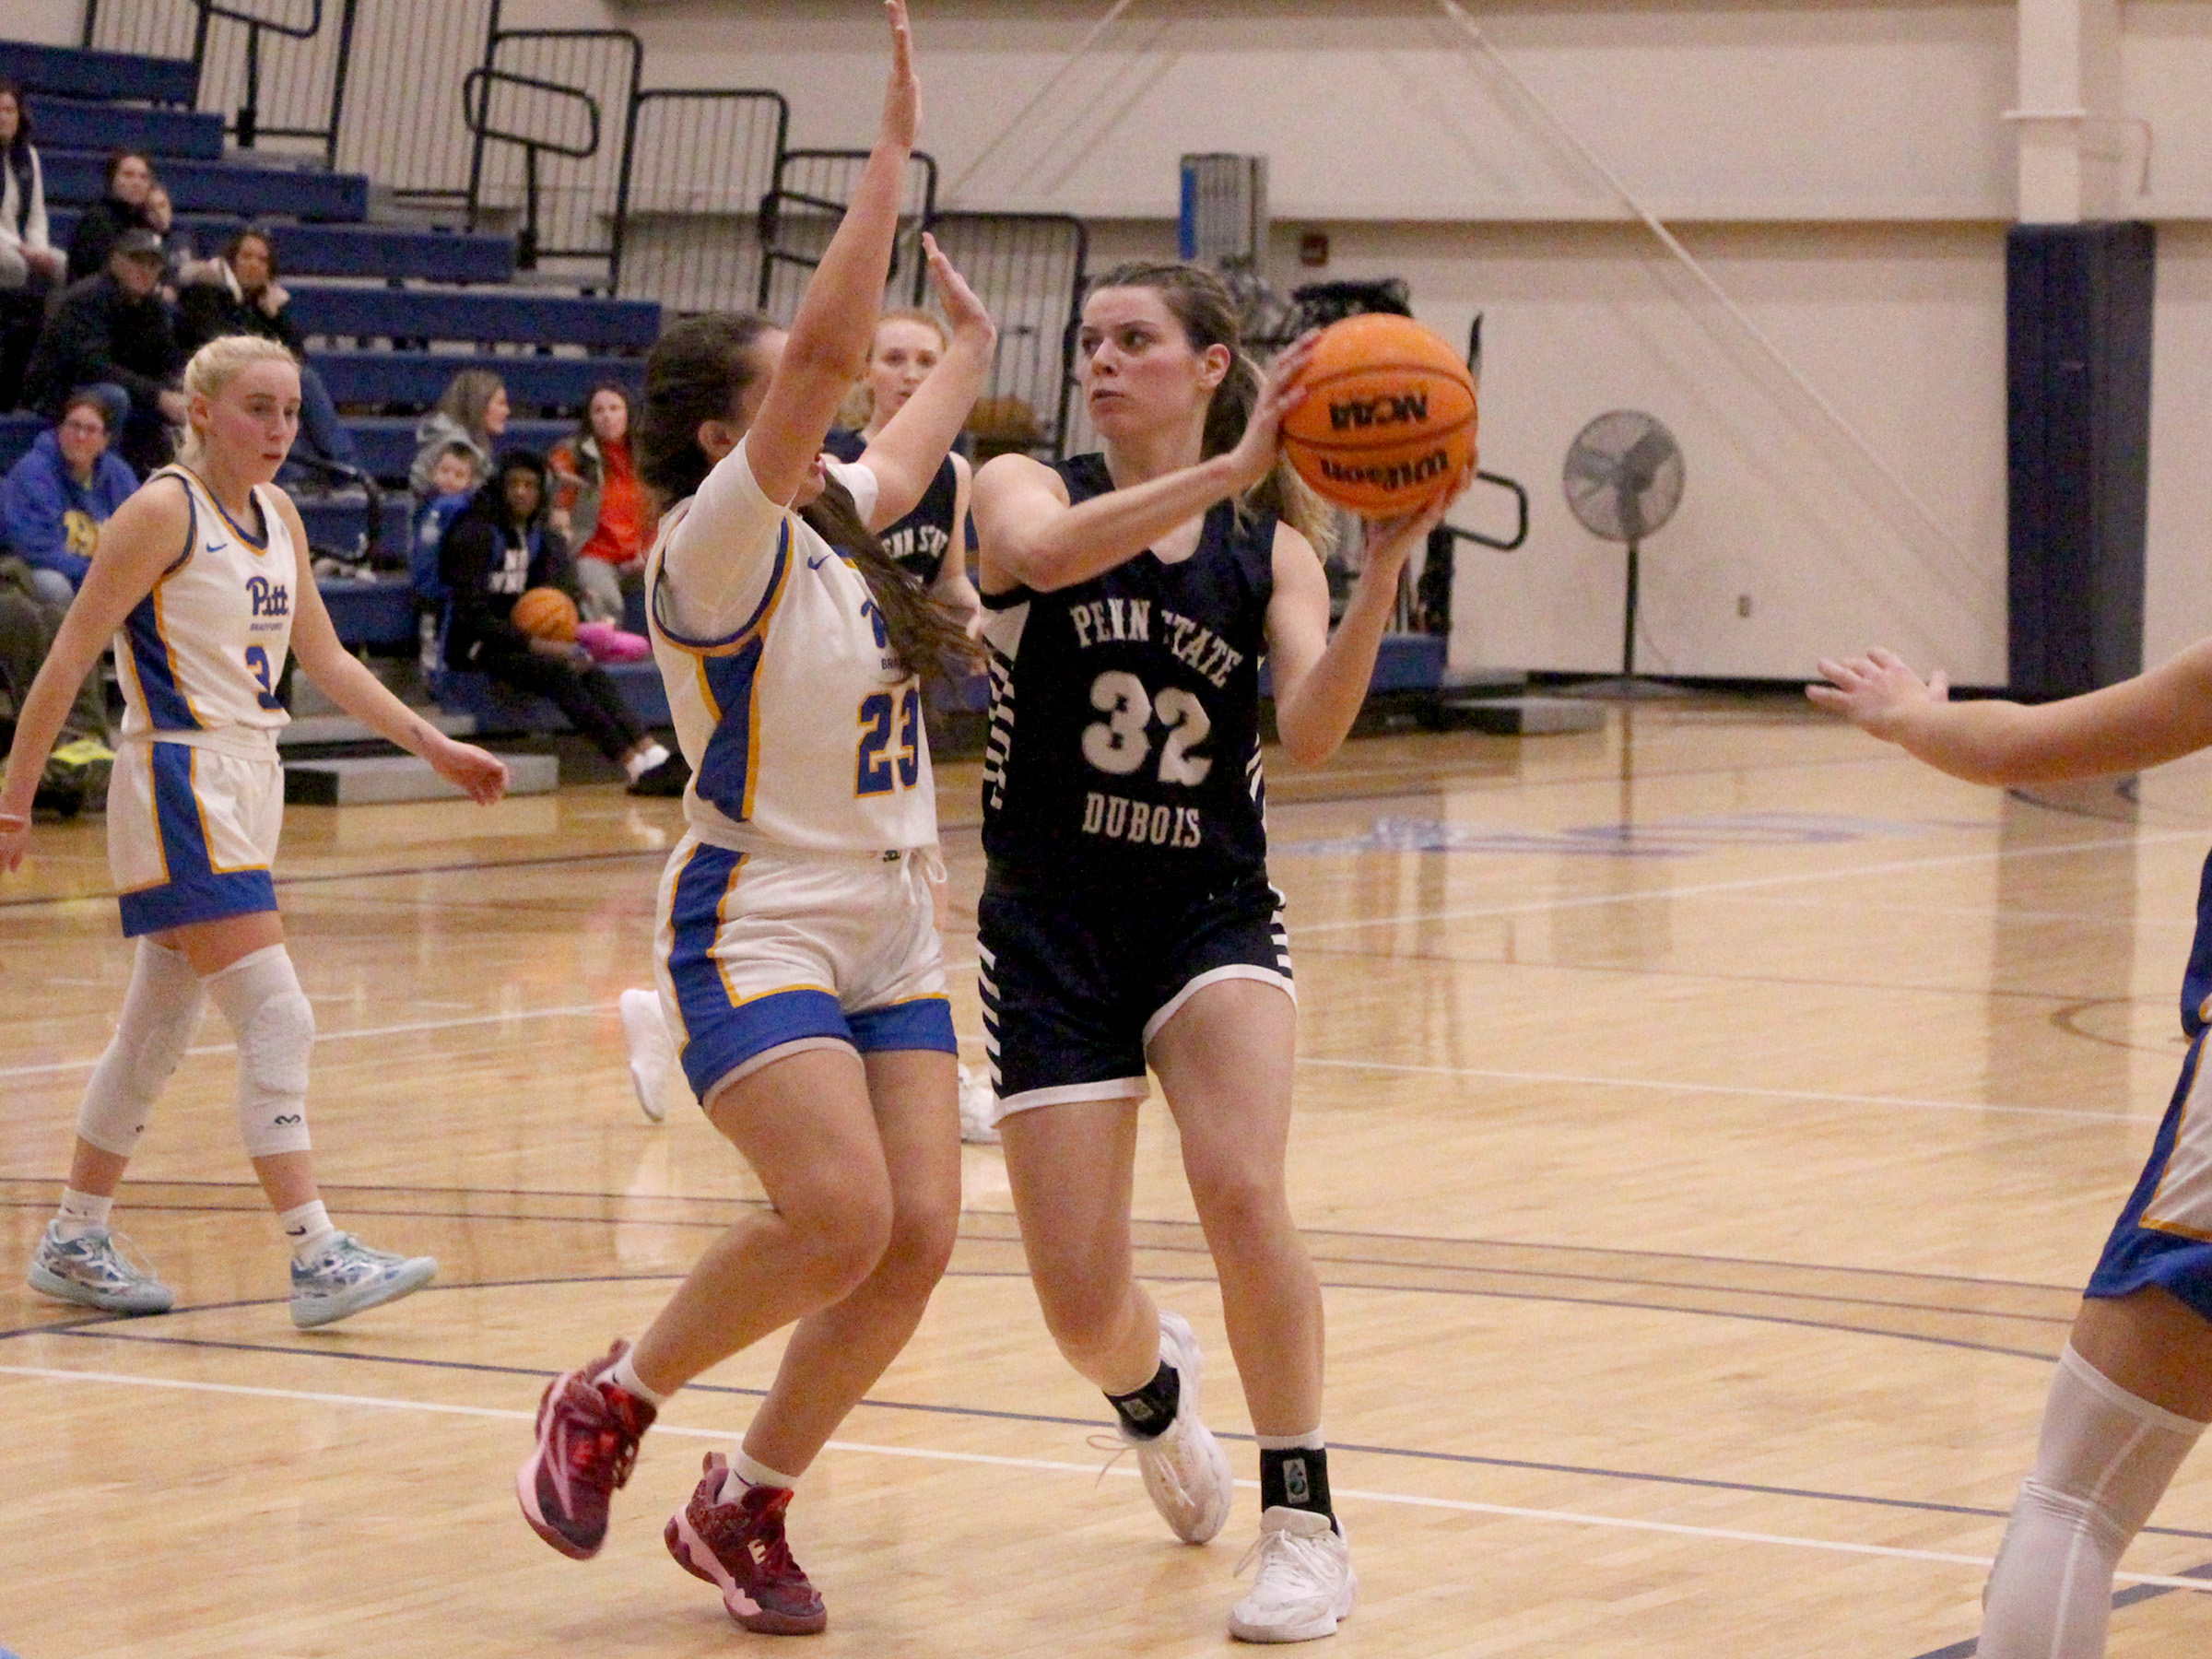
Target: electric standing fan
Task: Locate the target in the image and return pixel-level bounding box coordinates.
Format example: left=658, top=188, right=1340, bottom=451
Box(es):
left=1562, top=410, right=1686, bottom=696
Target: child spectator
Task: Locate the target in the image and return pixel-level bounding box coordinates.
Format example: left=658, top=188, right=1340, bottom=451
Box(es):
left=410, top=368, right=508, bottom=499
left=21, top=230, right=184, bottom=477
left=0, top=78, right=64, bottom=410
left=547, top=382, right=650, bottom=624
left=439, top=450, right=687, bottom=795
left=65, top=149, right=157, bottom=283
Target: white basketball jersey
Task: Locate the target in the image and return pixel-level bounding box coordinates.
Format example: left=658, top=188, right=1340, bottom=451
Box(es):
left=114, top=467, right=297, bottom=754
left=645, top=442, right=936, bottom=855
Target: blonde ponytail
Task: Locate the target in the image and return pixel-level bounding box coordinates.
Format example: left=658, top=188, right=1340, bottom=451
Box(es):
left=173, top=334, right=300, bottom=468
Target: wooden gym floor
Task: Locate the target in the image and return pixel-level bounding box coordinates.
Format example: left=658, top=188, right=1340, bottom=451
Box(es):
left=5, top=693, right=2211, bottom=1657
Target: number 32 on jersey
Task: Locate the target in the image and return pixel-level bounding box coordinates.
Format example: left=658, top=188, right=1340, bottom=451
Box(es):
left=856, top=686, right=922, bottom=796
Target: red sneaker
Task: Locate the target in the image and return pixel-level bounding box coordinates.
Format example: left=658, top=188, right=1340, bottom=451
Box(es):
left=665, top=1453, right=829, bottom=1634
left=515, top=1339, right=657, bottom=1559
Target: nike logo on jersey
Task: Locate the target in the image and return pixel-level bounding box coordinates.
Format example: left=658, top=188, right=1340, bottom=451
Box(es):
left=205, top=540, right=222, bottom=553
left=807, top=554, right=830, bottom=570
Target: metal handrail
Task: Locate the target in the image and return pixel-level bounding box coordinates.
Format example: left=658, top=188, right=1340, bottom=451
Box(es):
left=611, top=87, right=791, bottom=296
left=1444, top=473, right=1532, bottom=552
left=463, top=64, right=601, bottom=272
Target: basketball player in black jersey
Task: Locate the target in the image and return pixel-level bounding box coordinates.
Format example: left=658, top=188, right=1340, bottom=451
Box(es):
left=971, top=261, right=1467, bottom=1642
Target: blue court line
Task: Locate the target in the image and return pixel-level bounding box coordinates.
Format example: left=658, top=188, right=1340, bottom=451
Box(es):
left=18, top=1299, right=2209, bottom=1545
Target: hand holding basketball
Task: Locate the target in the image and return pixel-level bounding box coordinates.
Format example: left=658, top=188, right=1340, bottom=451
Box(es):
left=1280, top=313, right=1477, bottom=517
left=1219, top=332, right=1319, bottom=494
left=1807, top=647, right=1950, bottom=739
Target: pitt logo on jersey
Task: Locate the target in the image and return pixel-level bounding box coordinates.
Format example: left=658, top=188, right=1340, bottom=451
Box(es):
left=246, top=574, right=291, bottom=618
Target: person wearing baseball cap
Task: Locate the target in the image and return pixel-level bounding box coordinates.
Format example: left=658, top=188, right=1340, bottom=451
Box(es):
left=20, top=227, right=185, bottom=477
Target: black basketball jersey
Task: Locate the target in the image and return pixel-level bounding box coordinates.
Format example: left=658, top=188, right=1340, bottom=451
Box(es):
left=823, top=427, right=959, bottom=585
left=981, top=453, right=1276, bottom=888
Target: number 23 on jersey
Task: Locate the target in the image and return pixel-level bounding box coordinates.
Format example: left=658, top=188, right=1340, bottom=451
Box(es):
left=856, top=686, right=922, bottom=796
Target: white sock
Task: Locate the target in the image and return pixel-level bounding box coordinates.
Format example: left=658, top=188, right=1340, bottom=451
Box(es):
left=623, top=742, right=670, bottom=782
left=1980, top=1343, right=2206, bottom=1658
left=55, top=1188, right=113, bottom=1241
left=1256, top=1429, right=1327, bottom=1452
left=279, top=1200, right=338, bottom=1265
left=606, top=1345, right=669, bottom=1407
left=718, top=1448, right=801, bottom=1501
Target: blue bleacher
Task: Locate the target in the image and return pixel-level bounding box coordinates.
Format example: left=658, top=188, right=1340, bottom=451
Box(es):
left=27, top=95, right=225, bottom=161
left=296, top=492, right=410, bottom=558
left=429, top=662, right=669, bottom=733
left=288, top=287, right=661, bottom=350
left=0, top=41, right=197, bottom=106
left=42, top=149, right=369, bottom=222
left=312, top=352, right=644, bottom=408
left=47, top=210, right=515, bottom=283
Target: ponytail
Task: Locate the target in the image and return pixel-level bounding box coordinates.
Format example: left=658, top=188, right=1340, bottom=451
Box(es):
left=805, top=477, right=979, bottom=686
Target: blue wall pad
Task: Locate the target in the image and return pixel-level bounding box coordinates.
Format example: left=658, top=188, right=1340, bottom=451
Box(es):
left=0, top=40, right=197, bottom=105
left=2006, top=221, right=2155, bottom=700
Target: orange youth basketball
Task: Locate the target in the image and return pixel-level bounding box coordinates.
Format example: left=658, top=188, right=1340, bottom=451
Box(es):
left=1279, top=313, right=1477, bottom=516
left=511, top=585, right=579, bottom=643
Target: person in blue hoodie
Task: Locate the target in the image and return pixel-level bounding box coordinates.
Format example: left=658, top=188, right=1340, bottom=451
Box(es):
left=0, top=393, right=128, bottom=803
left=2, top=391, right=137, bottom=606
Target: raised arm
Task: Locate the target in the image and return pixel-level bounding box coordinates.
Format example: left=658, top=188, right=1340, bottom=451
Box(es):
left=0, top=477, right=193, bottom=865
left=746, top=0, right=921, bottom=509
left=1808, top=643, right=2212, bottom=785
left=1267, top=500, right=1454, bottom=767
left=971, top=336, right=1314, bottom=596
left=856, top=233, right=994, bottom=530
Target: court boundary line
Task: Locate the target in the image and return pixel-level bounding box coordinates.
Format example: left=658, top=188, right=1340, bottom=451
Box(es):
left=5, top=1360, right=2209, bottom=1594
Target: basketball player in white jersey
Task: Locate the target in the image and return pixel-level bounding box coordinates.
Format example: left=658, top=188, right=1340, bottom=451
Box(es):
left=0, top=334, right=510, bottom=1327
left=515, top=4, right=995, bottom=1633
left=970, top=265, right=1466, bottom=1642
left=1813, top=644, right=2212, bottom=1658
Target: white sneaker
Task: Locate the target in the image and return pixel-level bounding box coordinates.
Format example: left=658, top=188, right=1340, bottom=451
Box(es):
left=1125, top=1310, right=1233, bottom=1544
left=1230, top=1507, right=1356, bottom=1642
left=619, top=988, right=674, bottom=1124
left=957, top=1063, right=1000, bottom=1145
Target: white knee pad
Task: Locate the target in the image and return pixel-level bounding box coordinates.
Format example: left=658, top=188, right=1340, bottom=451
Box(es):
left=74, top=939, right=207, bottom=1156
left=1980, top=1343, right=2206, bottom=1659
left=206, top=944, right=315, bottom=1158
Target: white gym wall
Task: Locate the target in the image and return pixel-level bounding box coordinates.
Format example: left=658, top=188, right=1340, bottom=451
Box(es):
left=43, top=0, right=2212, bottom=684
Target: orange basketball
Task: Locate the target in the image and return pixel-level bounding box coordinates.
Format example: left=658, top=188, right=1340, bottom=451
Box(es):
left=511, top=585, right=579, bottom=644
left=1280, top=313, right=1477, bottom=516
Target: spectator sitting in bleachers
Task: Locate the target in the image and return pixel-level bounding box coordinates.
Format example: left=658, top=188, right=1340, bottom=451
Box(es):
left=178, top=228, right=359, bottom=474
left=409, top=441, right=477, bottom=622
left=22, top=229, right=185, bottom=477
left=64, top=148, right=157, bottom=284
left=0, top=394, right=124, bottom=806
left=0, top=78, right=65, bottom=411
left=410, top=368, right=508, bottom=500
left=0, top=390, right=135, bottom=606
left=141, top=182, right=214, bottom=297
left=439, top=448, right=687, bottom=796
left=547, top=382, right=652, bottom=625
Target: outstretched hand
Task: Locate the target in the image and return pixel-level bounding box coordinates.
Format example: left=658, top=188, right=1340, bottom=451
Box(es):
left=1806, top=646, right=1949, bottom=738
left=878, top=0, right=921, bottom=151
left=1359, top=464, right=1473, bottom=581
left=921, top=231, right=994, bottom=347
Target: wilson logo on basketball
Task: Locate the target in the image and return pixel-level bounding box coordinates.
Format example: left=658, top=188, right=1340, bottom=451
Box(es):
left=1316, top=448, right=1453, bottom=491
left=1329, top=393, right=1430, bottom=433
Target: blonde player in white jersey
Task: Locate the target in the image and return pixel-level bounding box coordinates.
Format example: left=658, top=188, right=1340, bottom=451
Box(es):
left=0, top=334, right=510, bottom=1327
left=514, top=3, right=994, bottom=1635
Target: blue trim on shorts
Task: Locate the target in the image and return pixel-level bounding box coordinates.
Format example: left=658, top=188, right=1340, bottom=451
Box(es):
left=2086, top=1032, right=2212, bottom=1323
left=678, top=986, right=853, bottom=1101
left=116, top=743, right=276, bottom=937
left=848, top=996, right=957, bottom=1055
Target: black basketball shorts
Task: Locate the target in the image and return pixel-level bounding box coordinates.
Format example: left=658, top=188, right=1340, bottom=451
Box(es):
left=976, top=866, right=1294, bottom=1122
